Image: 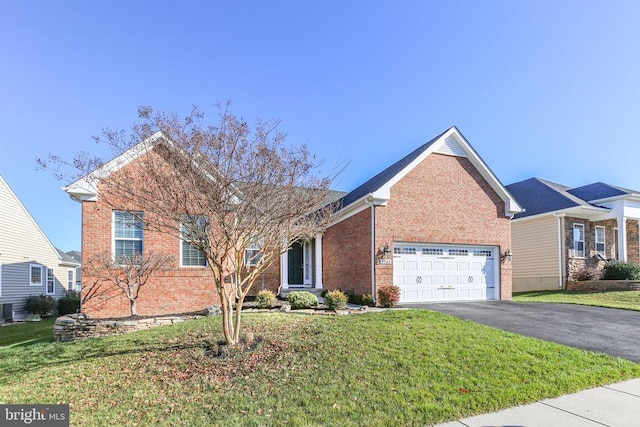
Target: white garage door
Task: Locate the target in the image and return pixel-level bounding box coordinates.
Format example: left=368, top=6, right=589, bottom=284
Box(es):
left=393, top=244, right=498, bottom=302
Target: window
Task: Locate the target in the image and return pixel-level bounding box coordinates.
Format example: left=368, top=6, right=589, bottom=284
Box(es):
left=181, top=215, right=207, bottom=267
left=595, top=226, right=606, bottom=257
left=573, top=224, right=585, bottom=258
left=473, top=249, right=493, bottom=257
left=114, top=211, right=143, bottom=260
left=46, top=268, right=55, bottom=295
left=422, top=248, right=444, bottom=256
left=244, top=240, right=263, bottom=267
left=67, top=270, right=74, bottom=290
left=30, top=264, right=42, bottom=286
left=449, top=249, right=469, bottom=256
left=393, top=247, right=416, bottom=255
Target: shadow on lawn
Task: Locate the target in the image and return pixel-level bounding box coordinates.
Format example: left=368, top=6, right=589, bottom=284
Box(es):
left=0, top=336, right=211, bottom=378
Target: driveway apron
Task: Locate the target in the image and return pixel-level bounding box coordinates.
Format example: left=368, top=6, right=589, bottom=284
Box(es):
left=402, top=301, right=640, bottom=363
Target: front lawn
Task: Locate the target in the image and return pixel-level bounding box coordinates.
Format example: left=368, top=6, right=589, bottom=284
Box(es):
left=1, top=311, right=639, bottom=426
left=514, top=290, right=640, bottom=311
left=0, top=317, right=57, bottom=347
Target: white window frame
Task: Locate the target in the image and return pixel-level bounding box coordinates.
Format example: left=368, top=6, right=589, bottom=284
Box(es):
left=67, top=269, right=74, bottom=291
left=595, top=226, right=606, bottom=257
left=46, top=267, right=55, bottom=295
left=244, top=239, right=263, bottom=268
left=573, top=223, right=585, bottom=258
left=180, top=216, right=207, bottom=267
left=113, top=210, right=144, bottom=261
left=30, top=264, right=43, bottom=286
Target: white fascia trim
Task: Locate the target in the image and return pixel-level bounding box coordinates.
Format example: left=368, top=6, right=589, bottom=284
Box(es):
left=329, top=193, right=388, bottom=226
left=374, top=127, right=523, bottom=217
left=64, top=131, right=164, bottom=203
left=511, top=206, right=610, bottom=223
left=588, top=194, right=640, bottom=205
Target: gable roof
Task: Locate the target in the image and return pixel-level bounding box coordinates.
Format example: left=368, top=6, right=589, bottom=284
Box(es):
left=336, top=126, right=522, bottom=218
left=505, top=178, right=640, bottom=220
left=0, top=174, right=68, bottom=265
left=339, top=130, right=448, bottom=208
left=56, top=248, right=81, bottom=267
left=64, top=131, right=165, bottom=202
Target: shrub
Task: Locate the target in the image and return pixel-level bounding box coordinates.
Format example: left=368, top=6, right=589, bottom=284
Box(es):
left=573, top=266, right=603, bottom=281
left=287, top=291, right=318, bottom=309
left=255, top=290, right=276, bottom=309
left=361, top=294, right=374, bottom=307
left=58, top=297, right=80, bottom=315
left=377, top=285, right=400, bottom=308
left=25, top=294, right=56, bottom=317
left=325, top=290, right=348, bottom=310
left=603, top=261, right=640, bottom=280
left=65, top=289, right=80, bottom=298
left=346, top=291, right=363, bottom=305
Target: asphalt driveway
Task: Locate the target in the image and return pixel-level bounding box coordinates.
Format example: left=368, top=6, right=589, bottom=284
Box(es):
left=401, top=301, right=640, bottom=363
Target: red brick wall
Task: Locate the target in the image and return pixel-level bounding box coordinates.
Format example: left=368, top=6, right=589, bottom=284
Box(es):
left=81, top=198, right=220, bottom=318
left=323, top=208, right=372, bottom=296
left=375, top=154, right=513, bottom=300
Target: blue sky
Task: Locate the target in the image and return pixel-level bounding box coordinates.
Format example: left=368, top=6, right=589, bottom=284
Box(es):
left=1, top=1, right=639, bottom=252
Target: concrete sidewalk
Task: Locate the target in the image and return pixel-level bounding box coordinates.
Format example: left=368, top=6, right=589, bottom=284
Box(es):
left=435, top=378, right=640, bottom=427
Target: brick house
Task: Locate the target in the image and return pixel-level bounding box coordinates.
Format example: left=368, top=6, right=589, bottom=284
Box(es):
left=65, top=126, right=521, bottom=317
left=506, top=178, right=640, bottom=292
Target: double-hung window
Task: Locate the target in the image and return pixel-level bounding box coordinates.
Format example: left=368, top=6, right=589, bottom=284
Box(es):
left=67, top=270, right=74, bottom=291
left=47, top=268, right=55, bottom=295
left=114, top=210, right=144, bottom=261
left=244, top=239, right=263, bottom=268
left=181, top=215, right=207, bottom=267
left=573, top=224, right=585, bottom=258
left=595, top=226, right=606, bottom=257
left=30, top=264, right=43, bottom=286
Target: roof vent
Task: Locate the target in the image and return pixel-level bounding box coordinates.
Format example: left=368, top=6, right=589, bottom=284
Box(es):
left=436, top=136, right=466, bottom=157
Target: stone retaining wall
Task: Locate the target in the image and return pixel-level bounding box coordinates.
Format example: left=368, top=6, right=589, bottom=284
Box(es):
left=54, top=313, right=202, bottom=342
left=566, top=280, right=640, bottom=292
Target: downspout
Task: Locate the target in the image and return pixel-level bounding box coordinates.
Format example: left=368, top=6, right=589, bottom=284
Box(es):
left=365, top=194, right=376, bottom=302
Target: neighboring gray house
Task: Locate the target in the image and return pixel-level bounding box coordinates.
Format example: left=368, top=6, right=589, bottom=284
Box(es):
left=56, top=248, right=82, bottom=293
left=0, top=175, right=80, bottom=321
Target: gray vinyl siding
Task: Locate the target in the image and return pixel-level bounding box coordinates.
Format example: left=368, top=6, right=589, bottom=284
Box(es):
left=0, top=176, right=69, bottom=320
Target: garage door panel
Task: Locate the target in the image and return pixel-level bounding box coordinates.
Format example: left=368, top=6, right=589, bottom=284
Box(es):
left=393, top=243, right=497, bottom=303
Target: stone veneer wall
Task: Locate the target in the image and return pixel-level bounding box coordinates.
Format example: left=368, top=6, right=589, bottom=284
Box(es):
left=566, top=280, right=640, bottom=291
left=54, top=313, right=202, bottom=342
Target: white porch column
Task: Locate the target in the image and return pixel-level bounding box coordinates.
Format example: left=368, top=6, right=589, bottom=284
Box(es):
left=618, top=216, right=628, bottom=262
left=314, top=234, right=323, bottom=289
left=280, top=252, right=289, bottom=290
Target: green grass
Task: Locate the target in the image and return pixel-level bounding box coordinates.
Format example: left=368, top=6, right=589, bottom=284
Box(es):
left=0, top=317, right=57, bottom=347
left=514, top=290, right=640, bottom=311
left=1, top=311, right=639, bottom=426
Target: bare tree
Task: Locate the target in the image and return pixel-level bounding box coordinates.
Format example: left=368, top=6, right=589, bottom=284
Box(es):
left=41, top=103, right=337, bottom=345
left=84, top=251, right=175, bottom=317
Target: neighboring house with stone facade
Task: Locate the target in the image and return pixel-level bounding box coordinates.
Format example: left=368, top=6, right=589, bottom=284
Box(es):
left=64, top=126, right=521, bottom=318
left=506, top=178, right=640, bottom=292
left=0, top=175, right=80, bottom=321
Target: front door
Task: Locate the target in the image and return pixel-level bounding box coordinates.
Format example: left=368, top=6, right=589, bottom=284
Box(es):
left=288, top=241, right=304, bottom=285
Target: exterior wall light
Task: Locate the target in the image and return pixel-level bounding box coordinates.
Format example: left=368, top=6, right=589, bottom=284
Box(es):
left=501, top=248, right=513, bottom=262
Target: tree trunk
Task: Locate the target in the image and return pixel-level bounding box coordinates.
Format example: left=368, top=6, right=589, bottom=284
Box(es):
left=130, top=298, right=137, bottom=317
left=220, top=289, right=237, bottom=346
